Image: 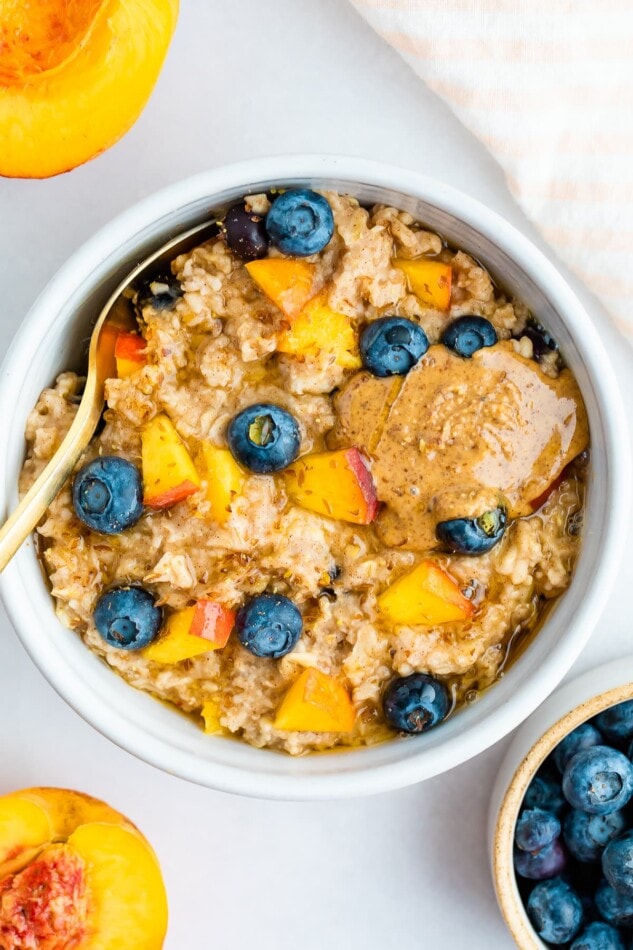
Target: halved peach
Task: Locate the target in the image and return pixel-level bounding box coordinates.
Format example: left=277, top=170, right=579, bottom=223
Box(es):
left=277, top=293, right=361, bottom=368
left=115, top=331, right=147, bottom=379
left=144, top=601, right=235, bottom=664
left=0, top=787, right=167, bottom=949
left=0, top=0, right=179, bottom=179
left=395, top=259, right=452, bottom=311
left=274, top=669, right=355, bottom=733
left=245, top=259, right=316, bottom=317
left=378, top=559, right=474, bottom=626
left=141, top=413, right=201, bottom=509
left=283, top=448, right=379, bottom=524
left=197, top=443, right=245, bottom=524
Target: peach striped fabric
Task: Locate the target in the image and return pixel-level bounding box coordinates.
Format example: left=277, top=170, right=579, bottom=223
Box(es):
left=349, top=0, right=633, bottom=337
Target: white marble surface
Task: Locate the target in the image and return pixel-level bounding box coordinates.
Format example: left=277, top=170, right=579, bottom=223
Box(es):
left=1, top=2, right=632, bottom=947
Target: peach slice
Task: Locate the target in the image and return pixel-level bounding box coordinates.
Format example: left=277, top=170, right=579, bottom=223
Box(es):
left=115, top=331, right=147, bottom=379
left=395, top=259, right=452, bottom=311
left=198, top=444, right=245, bottom=525
left=141, top=413, right=201, bottom=509
left=0, top=0, right=179, bottom=179
left=274, top=669, right=356, bottom=733
left=378, top=559, right=474, bottom=626
left=144, top=601, right=235, bottom=664
left=245, top=259, right=317, bottom=318
left=0, top=788, right=167, bottom=949
left=277, top=293, right=361, bottom=368
left=283, top=448, right=379, bottom=524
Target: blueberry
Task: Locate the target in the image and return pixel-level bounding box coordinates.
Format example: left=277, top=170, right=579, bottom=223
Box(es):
left=134, top=273, right=183, bottom=311
left=224, top=202, right=269, bottom=261
left=603, top=831, right=633, bottom=897
left=236, top=593, right=302, bottom=659
left=564, top=810, right=627, bottom=863
left=516, top=808, right=561, bottom=853
left=555, top=723, right=604, bottom=774
left=436, top=508, right=506, bottom=556
left=571, top=922, right=626, bottom=950
left=596, top=703, right=633, bottom=744
left=563, top=747, right=633, bottom=815
left=72, top=457, right=143, bottom=535
left=359, top=317, right=429, bottom=378
left=382, top=673, right=450, bottom=734
left=595, top=880, right=633, bottom=928
left=227, top=404, right=300, bottom=474
left=527, top=877, right=584, bottom=944
left=514, top=839, right=567, bottom=880
left=518, top=320, right=559, bottom=361
left=442, top=316, right=497, bottom=358
left=266, top=189, right=334, bottom=256
left=94, top=587, right=162, bottom=651
left=524, top=773, right=567, bottom=817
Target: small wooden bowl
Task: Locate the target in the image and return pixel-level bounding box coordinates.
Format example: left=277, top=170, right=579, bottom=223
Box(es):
left=490, top=657, right=633, bottom=948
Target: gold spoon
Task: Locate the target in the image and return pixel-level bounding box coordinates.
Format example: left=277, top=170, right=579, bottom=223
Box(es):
left=0, top=219, right=219, bottom=572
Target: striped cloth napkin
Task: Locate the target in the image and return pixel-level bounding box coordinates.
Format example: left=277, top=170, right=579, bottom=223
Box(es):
left=349, top=0, right=633, bottom=340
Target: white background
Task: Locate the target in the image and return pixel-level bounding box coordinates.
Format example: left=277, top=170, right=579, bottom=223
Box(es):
left=1, top=2, right=632, bottom=947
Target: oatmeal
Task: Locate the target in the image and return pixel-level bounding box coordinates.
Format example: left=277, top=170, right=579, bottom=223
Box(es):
left=20, top=188, right=589, bottom=755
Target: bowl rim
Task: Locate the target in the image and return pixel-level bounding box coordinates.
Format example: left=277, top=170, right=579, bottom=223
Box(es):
left=492, top=663, right=633, bottom=948
left=0, top=154, right=630, bottom=799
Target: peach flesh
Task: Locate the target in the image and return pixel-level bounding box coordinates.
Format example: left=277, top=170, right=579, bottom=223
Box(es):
left=0, top=0, right=103, bottom=84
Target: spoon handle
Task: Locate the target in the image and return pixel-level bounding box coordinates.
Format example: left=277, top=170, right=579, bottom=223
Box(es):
left=0, top=388, right=103, bottom=573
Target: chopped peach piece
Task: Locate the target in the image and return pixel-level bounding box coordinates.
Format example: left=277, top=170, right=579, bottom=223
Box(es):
left=141, top=413, right=201, bottom=509
left=198, top=444, right=245, bottom=524
left=283, top=448, right=379, bottom=524
left=144, top=601, right=235, bottom=664
left=395, top=259, right=452, bottom=311
left=274, top=669, right=356, bottom=732
left=378, top=559, right=474, bottom=626
left=115, top=331, right=146, bottom=378
left=190, top=600, right=235, bottom=646
left=201, top=699, right=224, bottom=735
left=277, top=293, right=361, bottom=368
left=245, top=259, right=316, bottom=317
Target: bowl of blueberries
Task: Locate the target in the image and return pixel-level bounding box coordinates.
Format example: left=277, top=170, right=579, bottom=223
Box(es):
left=492, top=656, right=633, bottom=948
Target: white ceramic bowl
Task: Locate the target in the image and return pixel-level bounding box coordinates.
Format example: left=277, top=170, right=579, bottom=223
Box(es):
left=0, top=156, right=629, bottom=800
left=490, top=657, right=633, bottom=948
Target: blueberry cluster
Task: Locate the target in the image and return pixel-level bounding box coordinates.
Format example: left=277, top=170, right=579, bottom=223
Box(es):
left=515, top=701, right=633, bottom=948
left=224, top=188, right=334, bottom=260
